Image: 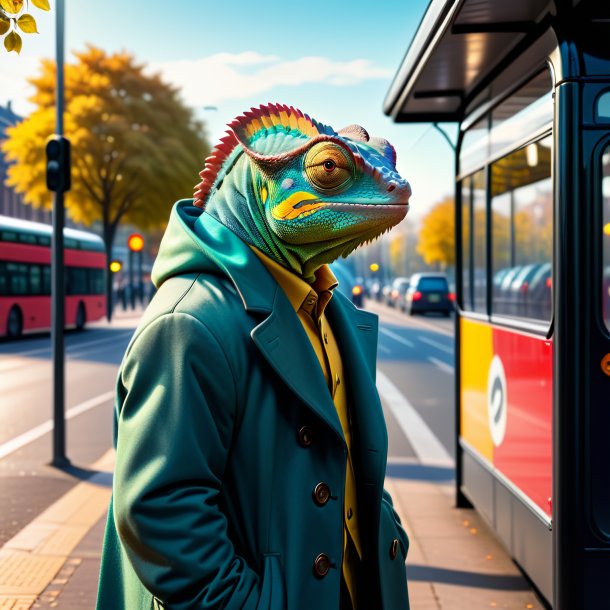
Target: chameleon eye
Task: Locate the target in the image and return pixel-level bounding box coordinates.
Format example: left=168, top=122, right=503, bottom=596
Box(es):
left=304, top=142, right=354, bottom=193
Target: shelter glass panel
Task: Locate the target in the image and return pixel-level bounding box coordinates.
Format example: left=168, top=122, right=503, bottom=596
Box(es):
left=603, top=146, right=610, bottom=331
left=491, top=136, right=552, bottom=321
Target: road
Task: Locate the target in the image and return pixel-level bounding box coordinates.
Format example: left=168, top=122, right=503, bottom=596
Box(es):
left=0, top=300, right=456, bottom=545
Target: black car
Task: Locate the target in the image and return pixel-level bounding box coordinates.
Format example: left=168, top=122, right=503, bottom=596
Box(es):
left=404, top=272, right=452, bottom=316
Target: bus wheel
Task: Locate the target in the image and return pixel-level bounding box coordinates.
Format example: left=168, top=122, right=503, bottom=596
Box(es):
left=75, top=302, right=86, bottom=331
left=7, top=306, right=23, bottom=338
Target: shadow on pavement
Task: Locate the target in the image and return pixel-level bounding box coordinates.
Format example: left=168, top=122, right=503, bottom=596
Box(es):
left=55, top=463, right=113, bottom=488
left=386, top=462, right=454, bottom=483
left=406, top=564, right=531, bottom=590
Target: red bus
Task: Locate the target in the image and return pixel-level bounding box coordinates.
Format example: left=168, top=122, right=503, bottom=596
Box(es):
left=0, top=215, right=106, bottom=338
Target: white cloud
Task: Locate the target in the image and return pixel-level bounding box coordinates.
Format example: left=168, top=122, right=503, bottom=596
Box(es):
left=151, top=51, right=392, bottom=107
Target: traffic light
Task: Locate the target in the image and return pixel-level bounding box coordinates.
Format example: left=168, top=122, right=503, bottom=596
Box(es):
left=127, top=233, right=145, bottom=252
left=46, top=135, right=71, bottom=193
left=109, top=260, right=122, bottom=273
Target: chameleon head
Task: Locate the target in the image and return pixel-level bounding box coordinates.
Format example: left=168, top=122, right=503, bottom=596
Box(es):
left=194, top=104, right=411, bottom=274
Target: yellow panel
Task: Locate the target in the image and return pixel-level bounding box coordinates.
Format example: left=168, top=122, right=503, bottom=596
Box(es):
left=460, top=318, right=494, bottom=461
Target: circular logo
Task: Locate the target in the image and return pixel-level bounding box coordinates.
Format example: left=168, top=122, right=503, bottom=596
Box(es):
left=487, top=355, right=508, bottom=447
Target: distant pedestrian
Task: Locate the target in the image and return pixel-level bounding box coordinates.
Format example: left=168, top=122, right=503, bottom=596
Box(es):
left=97, top=104, right=412, bottom=609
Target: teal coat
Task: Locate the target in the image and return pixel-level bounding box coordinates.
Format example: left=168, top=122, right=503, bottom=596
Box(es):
left=96, top=200, right=409, bottom=610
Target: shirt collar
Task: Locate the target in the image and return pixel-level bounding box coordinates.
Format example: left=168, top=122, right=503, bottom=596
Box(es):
left=250, top=247, right=338, bottom=319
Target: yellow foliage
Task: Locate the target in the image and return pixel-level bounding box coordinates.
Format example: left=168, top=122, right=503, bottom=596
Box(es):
left=417, top=197, right=455, bottom=267
left=1, top=0, right=48, bottom=51
left=3, top=46, right=210, bottom=250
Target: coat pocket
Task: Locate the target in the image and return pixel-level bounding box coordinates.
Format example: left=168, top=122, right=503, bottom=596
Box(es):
left=257, top=553, right=287, bottom=610
left=378, top=498, right=410, bottom=610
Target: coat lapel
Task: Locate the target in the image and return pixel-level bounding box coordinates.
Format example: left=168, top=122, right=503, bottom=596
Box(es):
left=251, top=286, right=346, bottom=444
left=327, top=295, right=388, bottom=488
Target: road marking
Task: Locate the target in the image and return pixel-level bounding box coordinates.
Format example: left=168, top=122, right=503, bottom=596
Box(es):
left=379, top=327, right=415, bottom=348
left=428, top=356, right=454, bottom=374
left=419, top=336, right=453, bottom=355
left=0, top=391, right=114, bottom=460
left=0, top=332, right=132, bottom=372
left=377, top=369, right=453, bottom=467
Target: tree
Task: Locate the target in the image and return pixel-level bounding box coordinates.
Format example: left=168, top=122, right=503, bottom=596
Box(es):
left=417, top=197, right=455, bottom=269
left=2, top=46, right=210, bottom=316
left=1, top=0, right=50, bottom=54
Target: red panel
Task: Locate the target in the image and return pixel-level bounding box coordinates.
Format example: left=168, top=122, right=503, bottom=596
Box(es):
left=492, top=327, right=553, bottom=516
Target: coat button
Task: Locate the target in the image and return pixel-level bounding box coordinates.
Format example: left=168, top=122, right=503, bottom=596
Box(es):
left=297, top=426, right=313, bottom=447
left=313, top=553, right=331, bottom=577
left=390, top=539, right=399, bottom=560
left=313, top=483, right=331, bottom=506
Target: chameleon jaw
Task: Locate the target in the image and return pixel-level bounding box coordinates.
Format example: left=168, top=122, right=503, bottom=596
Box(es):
left=271, top=199, right=409, bottom=221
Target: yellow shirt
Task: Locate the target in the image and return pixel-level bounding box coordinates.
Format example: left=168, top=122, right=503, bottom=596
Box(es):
left=251, top=248, right=362, bottom=609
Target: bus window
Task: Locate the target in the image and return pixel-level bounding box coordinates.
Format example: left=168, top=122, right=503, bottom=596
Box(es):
left=37, top=236, right=51, bottom=247
left=597, top=91, right=610, bottom=121
left=42, top=265, right=51, bottom=296
left=461, top=178, right=472, bottom=310
left=29, top=265, right=42, bottom=295
left=603, top=147, right=610, bottom=331
left=18, top=233, right=37, bottom=245
left=89, top=268, right=105, bottom=295
left=491, top=136, right=552, bottom=321
left=472, top=170, right=486, bottom=313
left=7, top=263, right=28, bottom=295
left=66, top=267, right=89, bottom=295
left=0, top=262, right=7, bottom=295
left=1, top=231, right=17, bottom=242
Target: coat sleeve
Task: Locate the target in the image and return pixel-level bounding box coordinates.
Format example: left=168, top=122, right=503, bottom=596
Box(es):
left=113, top=312, right=260, bottom=610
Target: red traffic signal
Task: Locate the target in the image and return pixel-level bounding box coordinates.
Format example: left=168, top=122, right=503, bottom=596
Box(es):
left=127, top=233, right=144, bottom=252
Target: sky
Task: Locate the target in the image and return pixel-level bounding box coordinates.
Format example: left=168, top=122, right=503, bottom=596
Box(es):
left=0, top=0, right=457, bottom=229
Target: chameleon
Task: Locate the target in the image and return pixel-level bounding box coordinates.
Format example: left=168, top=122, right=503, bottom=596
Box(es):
left=194, top=103, right=412, bottom=281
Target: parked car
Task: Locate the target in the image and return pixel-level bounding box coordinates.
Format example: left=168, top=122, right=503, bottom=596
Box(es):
left=387, top=277, right=410, bottom=310
left=404, top=272, right=452, bottom=316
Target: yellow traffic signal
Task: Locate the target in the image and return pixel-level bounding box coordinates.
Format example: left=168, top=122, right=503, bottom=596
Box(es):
left=369, top=263, right=380, bottom=272
left=109, top=260, right=122, bottom=273
left=604, top=222, right=610, bottom=236
left=128, top=233, right=145, bottom=252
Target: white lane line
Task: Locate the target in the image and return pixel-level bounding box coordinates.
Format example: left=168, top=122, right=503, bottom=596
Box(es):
left=0, top=390, right=114, bottom=460
left=0, top=332, right=132, bottom=372
left=379, top=327, right=415, bottom=348
left=378, top=343, right=391, bottom=355
left=419, top=336, right=453, bottom=355
left=377, top=369, right=453, bottom=467
left=428, top=356, right=454, bottom=374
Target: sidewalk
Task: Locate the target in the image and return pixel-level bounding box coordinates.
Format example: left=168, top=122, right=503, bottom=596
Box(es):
left=0, top=456, right=546, bottom=609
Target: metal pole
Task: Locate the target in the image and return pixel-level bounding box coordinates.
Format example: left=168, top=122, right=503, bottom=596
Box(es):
left=51, top=0, right=68, bottom=467
left=129, top=249, right=135, bottom=309
left=138, top=251, right=143, bottom=305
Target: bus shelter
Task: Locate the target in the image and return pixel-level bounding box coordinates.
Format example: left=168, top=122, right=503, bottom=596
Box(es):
left=385, top=1, right=610, bottom=608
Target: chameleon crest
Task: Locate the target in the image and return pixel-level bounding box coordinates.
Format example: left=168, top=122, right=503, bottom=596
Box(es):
left=194, top=103, right=411, bottom=280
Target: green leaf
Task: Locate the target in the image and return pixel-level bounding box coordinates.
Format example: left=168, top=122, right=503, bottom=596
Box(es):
left=4, top=29, right=21, bottom=52
left=0, top=0, right=23, bottom=15
left=17, top=13, right=37, bottom=32
left=0, top=15, right=10, bottom=35
left=30, top=0, right=50, bottom=10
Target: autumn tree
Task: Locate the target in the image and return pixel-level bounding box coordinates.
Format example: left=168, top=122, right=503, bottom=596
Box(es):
left=2, top=46, right=210, bottom=316
left=417, top=197, right=455, bottom=269
left=1, top=0, right=50, bottom=54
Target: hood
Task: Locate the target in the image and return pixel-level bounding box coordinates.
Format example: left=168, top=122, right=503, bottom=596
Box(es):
left=151, top=199, right=277, bottom=314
